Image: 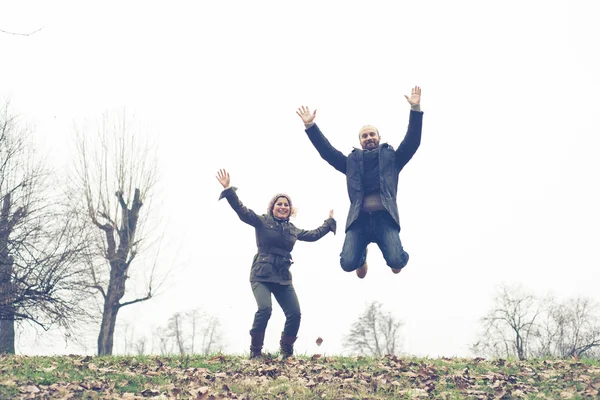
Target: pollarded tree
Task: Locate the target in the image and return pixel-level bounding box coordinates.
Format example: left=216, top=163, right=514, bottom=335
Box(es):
left=71, top=110, right=162, bottom=355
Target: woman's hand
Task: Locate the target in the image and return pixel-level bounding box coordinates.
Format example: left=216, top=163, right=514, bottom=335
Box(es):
left=216, top=169, right=231, bottom=189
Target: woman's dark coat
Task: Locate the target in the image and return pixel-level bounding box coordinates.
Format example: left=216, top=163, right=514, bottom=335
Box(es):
left=219, top=187, right=336, bottom=284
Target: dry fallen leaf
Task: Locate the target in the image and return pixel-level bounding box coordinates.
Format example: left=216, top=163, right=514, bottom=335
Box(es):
left=21, top=385, right=40, bottom=393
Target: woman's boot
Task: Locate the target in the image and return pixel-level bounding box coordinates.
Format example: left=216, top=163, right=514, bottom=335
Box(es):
left=250, top=331, right=265, bottom=359
left=279, top=332, right=297, bottom=358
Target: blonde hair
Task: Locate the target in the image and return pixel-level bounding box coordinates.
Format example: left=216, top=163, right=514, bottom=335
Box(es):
left=267, top=193, right=297, bottom=219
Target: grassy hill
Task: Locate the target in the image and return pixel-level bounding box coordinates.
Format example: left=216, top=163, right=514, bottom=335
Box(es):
left=1, top=354, right=600, bottom=399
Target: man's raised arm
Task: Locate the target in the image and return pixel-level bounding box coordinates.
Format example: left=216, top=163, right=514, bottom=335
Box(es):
left=296, top=106, right=347, bottom=174
left=395, top=86, right=424, bottom=170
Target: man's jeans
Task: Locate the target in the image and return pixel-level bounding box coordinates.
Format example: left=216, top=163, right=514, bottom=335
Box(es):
left=250, top=281, right=301, bottom=337
left=340, top=210, right=409, bottom=272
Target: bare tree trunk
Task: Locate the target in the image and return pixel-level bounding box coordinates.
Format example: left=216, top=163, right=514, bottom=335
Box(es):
left=202, top=319, right=216, bottom=356
left=187, top=309, right=200, bottom=354
left=0, top=255, right=15, bottom=354
left=370, top=304, right=382, bottom=357
left=0, top=319, right=15, bottom=354
left=174, top=315, right=185, bottom=356
left=166, top=313, right=186, bottom=355
left=98, top=265, right=132, bottom=355
left=0, top=193, right=19, bottom=354
left=96, top=189, right=145, bottom=356
left=98, top=292, right=119, bottom=356
left=516, top=332, right=525, bottom=361
left=190, top=318, right=196, bottom=354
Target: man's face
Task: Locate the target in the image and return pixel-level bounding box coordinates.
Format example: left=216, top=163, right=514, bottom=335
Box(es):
left=359, top=126, right=380, bottom=150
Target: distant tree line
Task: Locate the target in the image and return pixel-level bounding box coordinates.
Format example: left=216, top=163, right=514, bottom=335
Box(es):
left=472, top=284, right=600, bottom=360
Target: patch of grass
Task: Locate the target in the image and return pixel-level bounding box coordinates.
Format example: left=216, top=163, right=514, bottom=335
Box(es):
left=0, top=385, right=19, bottom=399
left=581, top=357, right=600, bottom=367
left=326, top=355, right=375, bottom=370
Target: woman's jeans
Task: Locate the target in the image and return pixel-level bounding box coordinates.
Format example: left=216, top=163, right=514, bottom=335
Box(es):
left=250, top=281, right=301, bottom=337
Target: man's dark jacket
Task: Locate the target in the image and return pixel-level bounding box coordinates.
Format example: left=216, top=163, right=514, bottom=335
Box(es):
left=219, top=187, right=336, bottom=284
left=304, top=110, right=423, bottom=232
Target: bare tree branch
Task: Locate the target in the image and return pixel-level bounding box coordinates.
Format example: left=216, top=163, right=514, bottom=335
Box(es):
left=0, top=27, right=44, bottom=36
left=118, top=291, right=152, bottom=309
left=90, top=285, right=106, bottom=300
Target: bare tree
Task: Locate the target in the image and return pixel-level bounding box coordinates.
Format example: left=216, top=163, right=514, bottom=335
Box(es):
left=343, top=301, right=403, bottom=357
left=199, top=314, right=223, bottom=355
left=563, top=298, right=600, bottom=357
left=70, top=110, right=161, bottom=355
left=116, top=320, right=138, bottom=355
left=186, top=308, right=201, bottom=354
left=472, top=284, right=548, bottom=360
left=158, top=309, right=224, bottom=355
left=473, top=285, right=600, bottom=360
left=154, top=326, right=172, bottom=356
left=167, top=312, right=187, bottom=355
left=535, top=297, right=600, bottom=358
left=0, top=100, right=89, bottom=354
left=134, top=337, right=147, bottom=355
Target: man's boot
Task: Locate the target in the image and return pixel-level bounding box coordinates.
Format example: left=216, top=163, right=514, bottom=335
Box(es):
left=279, top=332, right=297, bottom=358
left=356, top=247, right=368, bottom=279
left=250, top=331, right=265, bottom=359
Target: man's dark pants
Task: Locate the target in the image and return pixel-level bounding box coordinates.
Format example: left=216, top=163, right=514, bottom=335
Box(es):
left=340, top=210, right=409, bottom=272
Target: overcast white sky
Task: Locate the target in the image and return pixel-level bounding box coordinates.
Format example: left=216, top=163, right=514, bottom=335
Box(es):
left=1, top=0, right=599, bottom=357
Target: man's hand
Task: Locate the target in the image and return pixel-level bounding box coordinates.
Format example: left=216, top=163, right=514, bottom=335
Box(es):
left=404, top=86, right=421, bottom=106
left=329, top=209, right=334, bottom=219
left=296, top=106, right=317, bottom=125
left=216, top=169, right=231, bottom=189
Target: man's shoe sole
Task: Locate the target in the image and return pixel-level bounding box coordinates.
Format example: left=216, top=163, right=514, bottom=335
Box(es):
left=356, top=263, right=368, bottom=279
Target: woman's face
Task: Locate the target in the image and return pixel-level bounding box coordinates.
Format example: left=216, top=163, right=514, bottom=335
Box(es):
left=272, top=197, right=291, bottom=219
